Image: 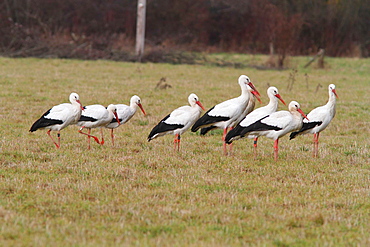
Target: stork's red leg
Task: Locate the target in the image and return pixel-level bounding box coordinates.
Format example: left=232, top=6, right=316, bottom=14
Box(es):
left=47, top=129, right=60, bottom=148
left=111, top=129, right=115, bottom=146
left=57, top=131, right=61, bottom=148
left=100, top=128, right=105, bottom=145
left=228, top=142, right=233, bottom=155
left=79, top=126, right=100, bottom=149
left=222, top=127, right=228, bottom=155
left=173, top=134, right=181, bottom=151
left=228, top=127, right=233, bottom=154
left=313, top=133, right=320, bottom=158
left=313, top=133, right=317, bottom=157
left=316, top=132, right=320, bottom=156
left=313, top=133, right=317, bottom=143
left=177, top=134, right=181, bottom=151
left=222, top=127, right=228, bottom=141
left=253, top=137, right=259, bottom=158
left=88, top=128, right=91, bottom=149
left=253, top=137, right=258, bottom=148
left=273, top=139, right=279, bottom=161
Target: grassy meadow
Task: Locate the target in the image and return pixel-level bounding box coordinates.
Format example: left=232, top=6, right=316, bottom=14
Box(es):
left=0, top=55, right=369, bottom=246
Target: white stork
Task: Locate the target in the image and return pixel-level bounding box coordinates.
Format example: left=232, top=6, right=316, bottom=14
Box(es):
left=199, top=84, right=261, bottom=135
left=226, top=101, right=315, bottom=161
left=290, top=84, right=338, bottom=157
left=242, top=85, right=263, bottom=121
left=77, top=104, right=120, bottom=149
left=191, top=75, right=260, bottom=154
left=230, top=86, right=286, bottom=155
left=105, top=95, right=146, bottom=145
left=29, top=92, right=83, bottom=148
left=148, top=93, right=205, bottom=151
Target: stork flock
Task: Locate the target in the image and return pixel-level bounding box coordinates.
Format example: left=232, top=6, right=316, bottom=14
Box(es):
left=30, top=95, right=146, bottom=150
left=29, top=75, right=338, bottom=160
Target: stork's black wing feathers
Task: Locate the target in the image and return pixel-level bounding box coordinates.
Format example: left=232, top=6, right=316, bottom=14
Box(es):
left=289, top=121, right=322, bottom=140
left=148, top=114, right=184, bottom=141
left=29, top=109, right=63, bottom=132
left=79, top=115, right=98, bottom=122
left=225, top=115, right=282, bottom=144
left=191, top=106, right=230, bottom=132
left=200, top=126, right=217, bottom=135
left=110, top=118, right=123, bottom=123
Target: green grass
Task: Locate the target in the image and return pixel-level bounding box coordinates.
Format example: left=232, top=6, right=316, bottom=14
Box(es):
left=0, top=55, right=369, bottom=246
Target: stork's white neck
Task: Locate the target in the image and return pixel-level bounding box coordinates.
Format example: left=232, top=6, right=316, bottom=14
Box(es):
left=322, top=94, right=336, bottom=119
left=325, top=91, right=337, bottom=117
left=266, top=95, right=279, bottom=111
left=130, top=102, right=138, bottom=112
left=240, top=82, right=250, bottom=96
left=327, top=91, right=337, bottom=105
left=239, top=86, right=251, bottom=104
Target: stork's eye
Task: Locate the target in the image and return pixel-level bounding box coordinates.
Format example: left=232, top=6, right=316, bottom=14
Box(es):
left=274, top=90, right=277, bottom=94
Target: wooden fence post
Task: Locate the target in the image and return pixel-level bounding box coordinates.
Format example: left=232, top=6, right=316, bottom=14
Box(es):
left=304, top=49, right=325, bottom=68
left=135, top=0, right=146, bottom=62
left=317, top=49, right=325, bottom=68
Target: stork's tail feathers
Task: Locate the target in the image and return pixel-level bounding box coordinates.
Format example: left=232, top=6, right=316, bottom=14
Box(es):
left=147, top=129, right=157, bottom=142
left=147, top=132, right=157, bottom=142
left=200, top=126, right=217, bottom=135
left=226, top=115, right=283, bottom=144
left=191, top=122, right=201, bottom=132
left=289, top=121, right=323, bottom=140
left=29, top=122, right=39, bottom=132
left=289, top=131, right=299, bottom=140
left=224, top=125, right=244, bottom=144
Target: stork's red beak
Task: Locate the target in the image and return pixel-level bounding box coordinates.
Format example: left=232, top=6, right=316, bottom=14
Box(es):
left=114, top=112, right=121, bottom=125
left=247, top=82, right=261, bottom=97
left=297, top=108, right=309, bottom=121
left=332, top=89, right=338, bottom=98
left=251, top=90, right=262, bottom=104
left=138, top=103, right=146, bottom=116
left=196, top=101, right=206, bottom=111
left=77, top=100, right=84, bottom=111
left=275, top=94, right=286, bottom=106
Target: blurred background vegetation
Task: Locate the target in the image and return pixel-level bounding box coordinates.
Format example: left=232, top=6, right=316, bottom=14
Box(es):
left=1, top=0, right=369, bottom=64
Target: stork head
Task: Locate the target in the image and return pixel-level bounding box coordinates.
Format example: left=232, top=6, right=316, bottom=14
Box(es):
left=329, top=84, right=338, bottom=98
left=70, top=92, right=84, bottom=110
left=131, top=95, right=146, bottom=115
left=107, top=104, right=121, bottom=125
left=188, top=93, right=205, bottom=110
left=238, top=75, right=260, bottom=97
left=289, top=101, right=309, bottom=121
left=268, top=86, right=286, bottom=106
